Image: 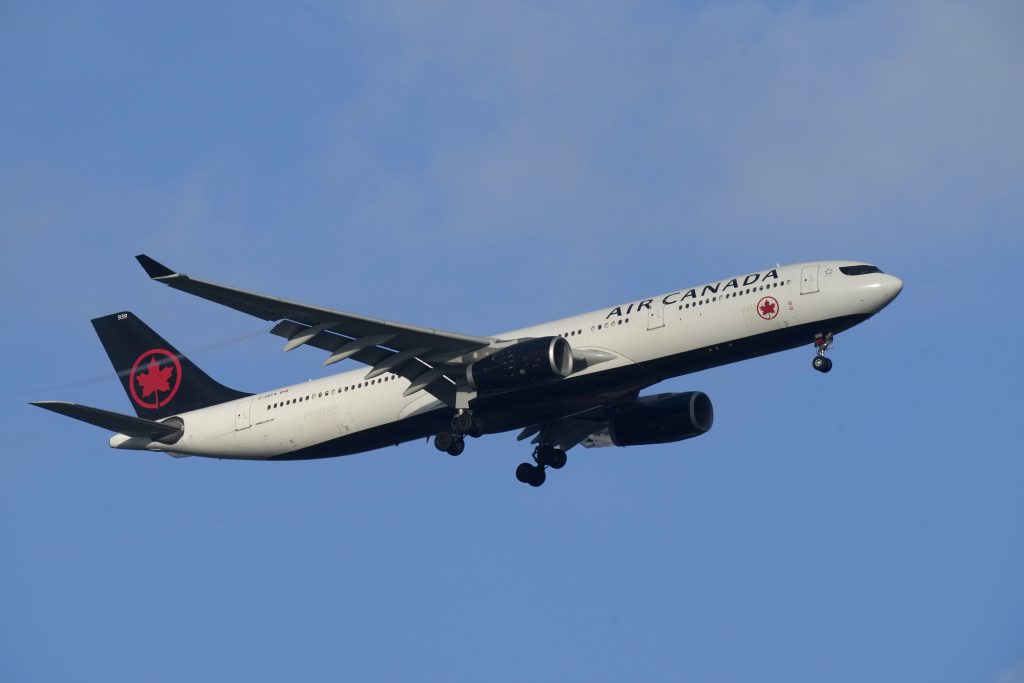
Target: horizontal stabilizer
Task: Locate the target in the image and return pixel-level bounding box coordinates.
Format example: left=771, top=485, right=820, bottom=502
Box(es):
left=31, top=401, right=183, bottom=439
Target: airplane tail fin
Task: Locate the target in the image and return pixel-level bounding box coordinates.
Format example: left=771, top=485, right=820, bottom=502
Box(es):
left=91, top=311, right=249, bottom=419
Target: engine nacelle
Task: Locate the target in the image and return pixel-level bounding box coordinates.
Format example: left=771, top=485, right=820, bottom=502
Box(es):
left=467, top=337, right=574, bottom=393
left=608, top=392, right=714, bottom=446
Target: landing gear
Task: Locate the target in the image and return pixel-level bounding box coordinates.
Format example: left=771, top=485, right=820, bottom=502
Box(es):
left=516, top=462, right=546, bottom=487
left=433, top=410, right=483, bottom=456
left=812, top=332, right=834, bottom=373
left=452, top=412, right=473, bottom=435
left=515, top=444, right=568, bottom=486
left=536, top=445, right=567, bottom=469
left=433, top=430, right=464, bottom=456
left=451, top=410, right=483, bottom=437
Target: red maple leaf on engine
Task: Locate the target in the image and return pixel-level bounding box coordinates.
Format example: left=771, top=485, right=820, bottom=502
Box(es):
left=136, top=357, right=174, bottom=398
left=759, top=299, right=777, bottom=317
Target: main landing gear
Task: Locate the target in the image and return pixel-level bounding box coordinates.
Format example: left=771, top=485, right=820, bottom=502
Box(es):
left=812, top=332, right=834, bottom=373
left=434, top=410, right=484, bottom=456
left=515, top=444, right=567, bottom=487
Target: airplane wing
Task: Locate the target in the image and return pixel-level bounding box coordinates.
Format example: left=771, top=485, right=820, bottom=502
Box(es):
left=517, top=415, right=607, bottom=451
left=31, top=401, right=184, bottom=439
left=136, top=255, right=494, bottom=403
left=515, top=389, right=641, bottom=451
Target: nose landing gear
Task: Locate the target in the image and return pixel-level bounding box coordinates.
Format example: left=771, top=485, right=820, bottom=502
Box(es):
left=515, top=444, right=567, bottom=487
left=812, top=332, right=834, bottom=373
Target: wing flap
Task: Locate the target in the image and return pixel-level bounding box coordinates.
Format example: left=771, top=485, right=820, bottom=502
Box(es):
left=268, top=321, right=456, bottom=402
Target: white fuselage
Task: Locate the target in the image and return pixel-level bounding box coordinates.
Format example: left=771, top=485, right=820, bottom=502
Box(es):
left=111, top=261, right=902, bottom=459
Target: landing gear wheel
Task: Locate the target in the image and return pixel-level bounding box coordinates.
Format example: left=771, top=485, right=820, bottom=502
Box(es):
left=466, top=419, right=484, bottom=439
left=548, top=449, right=568, bottom=470
left=535, top=445, right=567, bottom=470
left=812, top=332, right=834, bottom=374
left=812, top=356, right=833, bottom=373
left=434, top=431, right=455, bottom=452
left=446, top=437, right=465, bottom=456
left=515, top=463, right=546, bottom=487
left=453, top=412, right=474, bottom=435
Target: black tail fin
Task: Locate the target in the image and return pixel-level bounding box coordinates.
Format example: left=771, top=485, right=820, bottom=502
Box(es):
left=92, top=312, right=249, bottom=419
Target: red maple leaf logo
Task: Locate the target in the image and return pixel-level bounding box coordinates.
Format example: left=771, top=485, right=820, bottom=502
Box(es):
left=129, top=349, right=182, bottom=409
left=759, top=299, right=777, bottom=317
left=136, top=357, right=174, bottom=399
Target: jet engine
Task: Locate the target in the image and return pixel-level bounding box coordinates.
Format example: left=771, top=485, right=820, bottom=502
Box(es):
left=467, top=337, right=574, bottom=393
left=607, top=392, right=714, bottom=446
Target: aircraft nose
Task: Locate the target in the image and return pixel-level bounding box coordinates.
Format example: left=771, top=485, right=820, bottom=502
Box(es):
left=885, top=274, right=904, bottom=301
left=872, top=273, right=903, bottom=311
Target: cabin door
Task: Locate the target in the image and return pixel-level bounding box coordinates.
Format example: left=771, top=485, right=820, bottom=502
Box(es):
left=801, top=265, right=820, bottom=294
left=647, top=301, right=665, bottom=330
left=234, top=399, right=253, bottom=431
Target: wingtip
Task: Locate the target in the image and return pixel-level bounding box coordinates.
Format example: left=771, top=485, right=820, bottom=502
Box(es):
left=135, top=254, right=176, bottom=279
left=30, top=400, right=67, bottom=411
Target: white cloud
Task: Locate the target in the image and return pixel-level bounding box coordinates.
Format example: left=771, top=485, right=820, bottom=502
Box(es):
left=4, top=0, right=1020, bottom=312
left=307, top=0, right=1023, bottom=261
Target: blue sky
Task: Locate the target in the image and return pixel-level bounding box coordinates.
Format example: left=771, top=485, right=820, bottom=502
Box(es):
left=2, top=2, right=1022, bottom=681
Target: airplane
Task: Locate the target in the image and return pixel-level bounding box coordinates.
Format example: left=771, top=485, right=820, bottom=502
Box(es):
left=33, top=256, right=903, bottom=486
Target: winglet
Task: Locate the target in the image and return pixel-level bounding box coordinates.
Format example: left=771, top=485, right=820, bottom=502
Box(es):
left=135, top=254, right=176, bottom=279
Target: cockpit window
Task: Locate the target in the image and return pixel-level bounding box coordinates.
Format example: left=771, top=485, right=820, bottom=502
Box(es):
left=839, top=265, right=883, bottom=276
